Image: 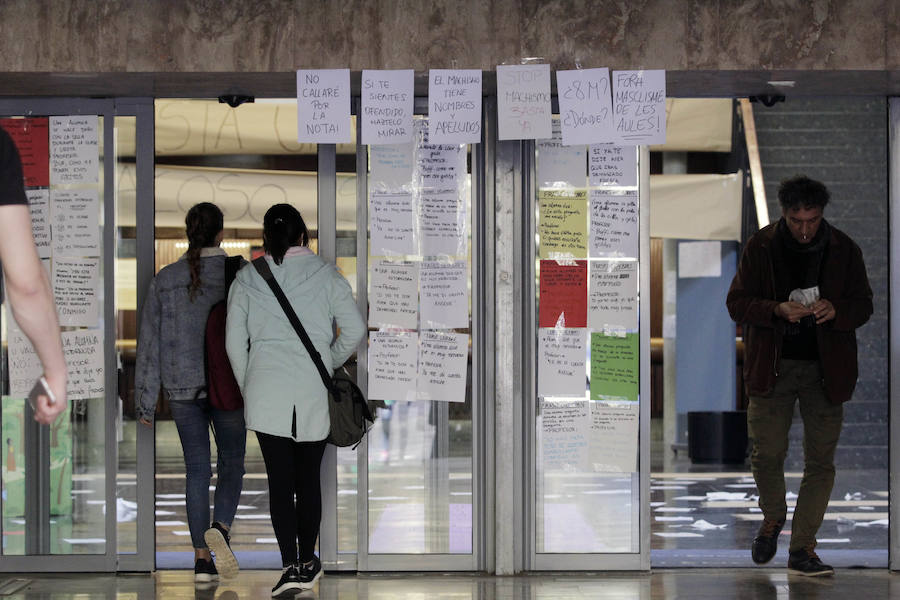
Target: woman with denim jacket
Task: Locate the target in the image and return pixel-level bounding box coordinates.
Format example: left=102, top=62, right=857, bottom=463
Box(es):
left=226, top=204, right=364, bottom=596
left=135, top=202, right=246, bottom=584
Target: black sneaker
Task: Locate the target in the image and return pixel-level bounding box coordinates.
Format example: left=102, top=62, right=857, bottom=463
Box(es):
left=271, top=563, right=302, bottom=597
left=788, top=546, right=834, bottom=577
left=204, top=522, right=239, bottom=579
left=751, top=518, right=784, bottom=564
left=297, top=556, right=322, bottom=590
left=194, top=557, right=219, bottom=583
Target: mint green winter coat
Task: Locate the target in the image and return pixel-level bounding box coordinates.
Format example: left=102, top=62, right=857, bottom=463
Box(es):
left=225, top=252, right=365, bottom=441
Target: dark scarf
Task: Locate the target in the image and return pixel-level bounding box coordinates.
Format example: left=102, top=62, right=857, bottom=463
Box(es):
left=773, top=217, right=830, bottom=299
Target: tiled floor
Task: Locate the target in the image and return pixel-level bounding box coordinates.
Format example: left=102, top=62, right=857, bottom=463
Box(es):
left=3, top=569, right=900, bottom=599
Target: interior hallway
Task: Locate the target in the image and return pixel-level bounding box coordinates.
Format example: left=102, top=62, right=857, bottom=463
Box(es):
left=2, top=569, right=900, bottom=599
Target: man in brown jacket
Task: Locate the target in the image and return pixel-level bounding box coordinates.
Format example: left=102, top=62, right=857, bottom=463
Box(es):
left=726, top=175, right=872, bottom=577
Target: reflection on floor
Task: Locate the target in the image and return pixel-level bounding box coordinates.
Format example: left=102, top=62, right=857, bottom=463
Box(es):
left=4, top=569, right=900, bottom=599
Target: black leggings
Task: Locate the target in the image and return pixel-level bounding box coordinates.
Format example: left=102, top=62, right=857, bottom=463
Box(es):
left=255, top=431, right=327, bottom=565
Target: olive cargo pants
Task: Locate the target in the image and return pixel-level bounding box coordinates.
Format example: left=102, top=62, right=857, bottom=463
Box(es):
left=747, top=359, right=844, bottom=553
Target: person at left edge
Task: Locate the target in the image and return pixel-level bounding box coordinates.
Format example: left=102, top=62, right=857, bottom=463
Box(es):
left=134, top=202, right=247, bottom=584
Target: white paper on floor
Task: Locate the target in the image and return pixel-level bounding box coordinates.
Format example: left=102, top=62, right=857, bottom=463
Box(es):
left=817, top=538, right=851, bottom=543
left=655, top=516, right=693, bottom=522
left=845, top=492, right=864, bottom=501
left=690, top=519, right=727, bottom=530
left=856, top=519, right=889, bottom=528
left=786, top=492, right=798, bottom=500
left=706, top=492, right=746, bottom=501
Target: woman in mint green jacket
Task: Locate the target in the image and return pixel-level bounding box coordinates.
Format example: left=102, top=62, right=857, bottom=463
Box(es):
left=225, top=204, right=364, bottom=596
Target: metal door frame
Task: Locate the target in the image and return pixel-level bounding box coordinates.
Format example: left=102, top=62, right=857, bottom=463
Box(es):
left=0, top=97, right=155, bottom=572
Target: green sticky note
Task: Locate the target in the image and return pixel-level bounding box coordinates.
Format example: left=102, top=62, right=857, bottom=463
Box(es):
left=590, top=332, right=638, bottom=402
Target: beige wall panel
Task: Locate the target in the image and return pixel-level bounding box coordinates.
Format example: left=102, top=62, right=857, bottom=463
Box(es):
left=0, top=0, right=100, bottom=71
left=689, top=0, right=886, bottom=70
left=519, top=0, right=689, bottom=70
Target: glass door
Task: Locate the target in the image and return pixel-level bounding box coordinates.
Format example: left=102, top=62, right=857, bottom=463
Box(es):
left=0, top=98, right=154, bottom=572
left=524, top=116, right=650, bottom=570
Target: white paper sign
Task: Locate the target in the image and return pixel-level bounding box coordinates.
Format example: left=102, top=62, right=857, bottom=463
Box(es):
left=496, top=64, right=552, bottom=140
left=51, top=188, right=100, bottom=257
left=541, top=399, right=591, bottom=471
left=589, top=261, right=638, bottom=335
left=368, top=331, right=418, bottom=402
left=418, top=190, right=467, bottom=257
left=536, top=119, right=586, bottom=188
left=428, top=69, right=482, bottom=144
left=415, top=126, right=466, bottom=190
left=50, top=116, right=99, bottom=184
left=556, top=68, right=615, bottom=146
left=589, top=190, right=638, bottom=258
left=26, top=189, right=51, bottom=258
left=417, top=331, right=469, bottom=402
left=538, top=328, right=587, bottom=398
left=362, top=69, right=414, bottom=145
left=589, top=403, right=639, bottom=473
left=296, top=69, right=351, bottom=143
left=589, top=145, right=637, bottom=187
left=678, top=241, right=721, bottom=278
left=420, top=261, right=469, bottom=329
left=612, top=70, right=666, bottom=146
left=53, top=257, right=100, bottom=326
left=369, top=260, right=419, bottom=329
left=5, top=312, right=44, bottom=396
left=370, top=192, right=416, bottom=256
left=371, top=143, right=414, bottom=190
left=62, top=329, right=105, bottom=401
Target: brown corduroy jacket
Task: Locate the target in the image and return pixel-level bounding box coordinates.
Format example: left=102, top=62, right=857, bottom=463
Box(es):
left=726, top=220, right=873, bottom=404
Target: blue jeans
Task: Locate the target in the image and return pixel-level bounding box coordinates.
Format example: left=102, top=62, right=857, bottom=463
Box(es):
left=170, top=399, right=246, bottom=549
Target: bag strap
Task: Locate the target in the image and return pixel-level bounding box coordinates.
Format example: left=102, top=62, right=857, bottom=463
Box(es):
left=252, top=257, right=335, bottom=393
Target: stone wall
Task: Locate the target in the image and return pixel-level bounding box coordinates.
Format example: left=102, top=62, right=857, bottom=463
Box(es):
left=0, top=0, right=897, bottom=72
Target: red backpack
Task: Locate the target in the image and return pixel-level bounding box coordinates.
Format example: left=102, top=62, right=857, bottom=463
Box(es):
left=204, top=256, right=244, bottom=411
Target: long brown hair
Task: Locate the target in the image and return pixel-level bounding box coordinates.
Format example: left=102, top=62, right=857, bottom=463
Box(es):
left=185, top=202, right=224, bottom=301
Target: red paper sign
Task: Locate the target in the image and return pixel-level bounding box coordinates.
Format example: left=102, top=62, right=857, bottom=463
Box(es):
left=0, top=117, right=49, bottom=188
left=539, top=260, right=588, bottom=328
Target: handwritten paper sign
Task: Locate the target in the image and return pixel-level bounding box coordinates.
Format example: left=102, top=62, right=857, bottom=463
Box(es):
left=62, top=329, right=105, bottom=400
left=590, top=190, right=638, bottom=258
left=5, top=313, right=44, bottom=396
left=537, top=119, right=586, bottom=188
left=590, top=332, right=639, bottom=402
left=369, top=260, right=419, bottom=329
left=496, top=64, right=552, bottom=141
left=27, top=189, right=51, bottom=258
left=420, top=260, right=469, bottom=329
left=541, top=399, right=591, bottom=472
left=371, top=143, right=414, bottom=190
left=539, top=189, right=588, bottom=259
left=588, top=261, right=638, bottom=334
left=590, top=403, right=639, bottom=473
left=296, top=69, right=351, bottom=143
left=368, top=331, right=418, bottom=402
left=538, top=328, right=587, bottom=397
left=589, top=145, right=637, bottom=187
left=50, top=116, right=99, bottom=185
left=415, top=122, right=466, bottom=190
left=53, top=257, right=100, bottom=327
left=362, top=69, right=414, bottom=145
left=370, top=192, right=415, bottom=256
left=417, top=331, right=469, bottom=402
left=51, top=188, right=100, bottom=257
left=418, top=190, right=467, bottom=257
left=429, top=69, right=482, bottom=144
left=612, top=70, right=666, bottom=146
left=556, top=68, right=614, bottom=146
left=539, top=260, right=587, bottom=328
left=0, top=117, right=49, bottom=187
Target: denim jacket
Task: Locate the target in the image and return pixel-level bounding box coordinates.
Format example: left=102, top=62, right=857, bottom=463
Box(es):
left=135, top=248, right=245, bottom=422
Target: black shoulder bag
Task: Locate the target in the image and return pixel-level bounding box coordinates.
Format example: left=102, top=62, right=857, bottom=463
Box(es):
left=252, top=257, right=373, bottom=448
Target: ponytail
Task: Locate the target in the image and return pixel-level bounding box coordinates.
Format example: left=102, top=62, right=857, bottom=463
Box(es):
left=263, top=204, right=308, bottom=265
left=184, top=202, right=224, bottom=301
